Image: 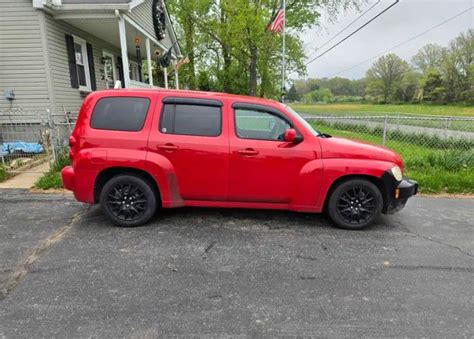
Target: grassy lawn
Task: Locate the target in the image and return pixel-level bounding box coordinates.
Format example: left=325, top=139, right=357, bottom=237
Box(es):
left=291, top=103, right=474, bottom=117
left=312, top=121, right=474, bottom=194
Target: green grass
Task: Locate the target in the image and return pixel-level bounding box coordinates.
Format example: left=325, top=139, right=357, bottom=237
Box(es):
left=35, top=152, right=70, bottom=190
left=312, top=121, right=474, bottom=194
left=292, top=103, right=474, bottom=117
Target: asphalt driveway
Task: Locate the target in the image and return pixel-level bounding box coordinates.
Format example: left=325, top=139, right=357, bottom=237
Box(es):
left=0, top=189, right=473, bottom=337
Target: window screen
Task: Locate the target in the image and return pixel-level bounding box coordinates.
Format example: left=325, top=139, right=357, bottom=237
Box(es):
left=160, top=104, right=222, bottom=137
left=91, top=97, right=150, bottom=131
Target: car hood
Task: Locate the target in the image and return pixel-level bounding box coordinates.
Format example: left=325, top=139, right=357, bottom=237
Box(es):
left=319, top=137, right=402, bottom=167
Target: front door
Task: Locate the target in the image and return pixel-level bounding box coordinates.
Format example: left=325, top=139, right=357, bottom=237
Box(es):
left=148, top=98, right=229, bottom=201
left=229, top=106, right=315, bottom=203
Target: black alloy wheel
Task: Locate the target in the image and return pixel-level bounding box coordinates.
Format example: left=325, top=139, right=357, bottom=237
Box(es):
left=100, top=175, right=157, bottom=227
left=327, top=179, right=383, bottom=230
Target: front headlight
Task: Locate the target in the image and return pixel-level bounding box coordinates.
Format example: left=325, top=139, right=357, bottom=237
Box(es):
left=390, top=166, right=403, bottom=181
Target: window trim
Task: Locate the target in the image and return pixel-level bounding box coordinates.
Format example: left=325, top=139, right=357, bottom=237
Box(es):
left=72, top=35, right=92, bottom=92
left=90, top=96, right=151, bottom=132
left=102, top=50, right=116, bottom=89
left=233, top=106, right=297, bottom=142
left=129, top=60, right=140, bottom=81
left=159, top=103, right=223, bottom=138
left=162, top=97, right=223, bottom=107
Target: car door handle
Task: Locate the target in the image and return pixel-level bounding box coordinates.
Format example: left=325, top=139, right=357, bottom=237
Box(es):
left=237, top=148, right=259, bottom=156
left=157, top=144, right=179, bottom=152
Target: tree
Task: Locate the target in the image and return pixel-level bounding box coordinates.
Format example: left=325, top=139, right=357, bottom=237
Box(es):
left=286, top=84, right=300, bottom=102
left=398, top=70, right=420, bottom=103
left=303, top=88, right=333, bottom=103
left=167, top=0, right=362, bottom=97
left=421, top=68, right=445, bottom=103
left=366, top=54, right=410, bottom=102
left=411, top=43, right=444, bottom=72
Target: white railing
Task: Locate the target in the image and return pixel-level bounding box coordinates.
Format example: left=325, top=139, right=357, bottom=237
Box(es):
left=128, top=80, right=161, bottom=89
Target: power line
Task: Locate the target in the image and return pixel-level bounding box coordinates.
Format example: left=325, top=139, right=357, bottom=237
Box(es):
left=296, top=0, right=400, bottom=73
left=305, top=0, right=382, bottom=61
left=324, top=5, right=474, bottom=78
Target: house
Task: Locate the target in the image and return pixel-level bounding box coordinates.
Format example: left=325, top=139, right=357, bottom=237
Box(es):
left=0, top=0, right=182, bottom=120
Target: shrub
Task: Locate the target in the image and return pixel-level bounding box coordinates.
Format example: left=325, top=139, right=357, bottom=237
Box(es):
left=0, top=165, right=9, bottom=182
left=35, top=151, right=71, bottom=190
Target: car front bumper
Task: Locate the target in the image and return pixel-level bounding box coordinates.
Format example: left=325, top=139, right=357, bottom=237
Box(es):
left=381, top=171, right=418, bottom=214
left=385, top=179, right=418, bottom=214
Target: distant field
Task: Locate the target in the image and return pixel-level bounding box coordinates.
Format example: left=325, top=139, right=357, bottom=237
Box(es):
left=308, top=121, right=474, bottom=194
left=291, top=103, right=474, bottom=117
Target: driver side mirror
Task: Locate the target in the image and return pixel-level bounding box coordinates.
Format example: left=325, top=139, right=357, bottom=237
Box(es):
left=283, top=128, right=303, bottom=143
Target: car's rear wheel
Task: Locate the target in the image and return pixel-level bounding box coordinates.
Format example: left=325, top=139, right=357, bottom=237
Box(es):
left=327, top=179, right=383, bottom=230
left=99, top=175, right=157, bottom=227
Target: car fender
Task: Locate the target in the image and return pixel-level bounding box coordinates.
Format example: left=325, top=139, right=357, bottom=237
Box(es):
left=317, top=158, right=396, bottom=210
left=144, top=152, right=184, bottom=208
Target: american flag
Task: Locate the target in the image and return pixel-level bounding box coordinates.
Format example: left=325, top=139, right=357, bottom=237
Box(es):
left=267, top=3, right=285, bottom=33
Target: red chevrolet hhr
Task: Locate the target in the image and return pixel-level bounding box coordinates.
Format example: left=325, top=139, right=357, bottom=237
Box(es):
left=62, top=89, right=417, bottom=230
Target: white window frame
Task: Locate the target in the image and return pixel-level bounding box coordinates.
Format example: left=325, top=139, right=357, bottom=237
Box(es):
left=102, top=50, right=116, bottom=89
left=129, top=60, right=140, bottom=82
left=72, top=35, right=91, bottom=92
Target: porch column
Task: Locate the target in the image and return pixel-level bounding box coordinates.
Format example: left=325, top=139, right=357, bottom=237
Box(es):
left=174, top=63, right=179, bottom=89
left=163, top=66, right=168, bottom=89
left=146, top=38, right=153, bottom=87
left=118, top=16, right=130, bottom=88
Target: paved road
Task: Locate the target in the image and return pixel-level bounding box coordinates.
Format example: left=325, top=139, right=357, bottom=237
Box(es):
left=0, top=189, right=473, bottom=337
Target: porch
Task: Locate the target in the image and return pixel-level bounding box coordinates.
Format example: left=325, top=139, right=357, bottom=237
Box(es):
left=45, top=2, right=180, bottom=90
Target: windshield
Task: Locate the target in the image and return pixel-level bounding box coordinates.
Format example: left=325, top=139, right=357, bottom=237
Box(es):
left=282, top=104, right=320, bottom=136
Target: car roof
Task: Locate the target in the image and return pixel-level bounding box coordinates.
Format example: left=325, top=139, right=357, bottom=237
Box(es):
left=93, top=89, right=282, bottom=108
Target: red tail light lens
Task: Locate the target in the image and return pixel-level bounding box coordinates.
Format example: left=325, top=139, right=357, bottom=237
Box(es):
left=69, top=136, right=76, bottom=161
left=69, top=135, right=76, bottom=148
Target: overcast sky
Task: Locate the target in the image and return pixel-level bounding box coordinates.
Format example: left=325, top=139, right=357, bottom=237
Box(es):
left=296, top=0, right=473, bottom=80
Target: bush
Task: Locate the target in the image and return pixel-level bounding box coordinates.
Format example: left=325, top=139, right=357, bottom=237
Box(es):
left=35, top=151, right=70, bottom=190
left=0, top=165, right=9, bottom=182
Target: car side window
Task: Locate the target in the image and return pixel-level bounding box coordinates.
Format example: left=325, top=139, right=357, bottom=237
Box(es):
left=90, top=97, right=150, bottom=131
left=234, top=109, right=291, bottom=141
left=160, top=104, right=222, bottom=137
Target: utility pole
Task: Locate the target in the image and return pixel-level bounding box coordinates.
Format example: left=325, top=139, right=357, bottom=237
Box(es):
left=281, top=0, right=286, bottom=102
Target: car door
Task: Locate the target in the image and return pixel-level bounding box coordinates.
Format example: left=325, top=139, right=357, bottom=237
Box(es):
left=229, top=103, right=316, bottom=204
left=148, top=97, right=229, bottom=201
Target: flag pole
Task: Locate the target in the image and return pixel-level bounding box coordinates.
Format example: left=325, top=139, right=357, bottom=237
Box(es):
left=281, top=0, right=286, bottom=102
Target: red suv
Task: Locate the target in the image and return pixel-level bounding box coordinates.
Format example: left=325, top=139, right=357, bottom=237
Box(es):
left=62, top=89, right=417, bottom=230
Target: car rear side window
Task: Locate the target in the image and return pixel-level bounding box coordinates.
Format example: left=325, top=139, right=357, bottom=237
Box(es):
left=91, top=97, right=150, bottom=131
left=160, top=104, right=221, bottom=137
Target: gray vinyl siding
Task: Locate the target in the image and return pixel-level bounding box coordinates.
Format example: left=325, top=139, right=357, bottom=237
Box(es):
left=44, top=13, right=123, bottom=116
left=127, top=0, right=175, bottom=53
left=0, top=0, right=50, bottom=116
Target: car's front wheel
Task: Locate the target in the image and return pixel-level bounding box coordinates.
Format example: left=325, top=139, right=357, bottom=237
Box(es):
left=327, top=179, right=383, bottom=230
left=99, top=174, right=157, bottom=227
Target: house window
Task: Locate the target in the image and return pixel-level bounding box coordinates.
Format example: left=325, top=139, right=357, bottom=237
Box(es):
left=129, top=61, right=140, bottom=82
left=102, top=51, right=116, bottom=89
left=73, top=35, right=91, bottom=91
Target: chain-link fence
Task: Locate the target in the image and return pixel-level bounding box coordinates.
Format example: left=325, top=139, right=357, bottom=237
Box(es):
left=305, top=115, right=474, bottom=192
left=0, top=107, right=75, bottom=176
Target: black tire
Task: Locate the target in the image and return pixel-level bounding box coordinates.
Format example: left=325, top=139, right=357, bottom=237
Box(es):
left=327, top=179, right=383, bottom=230
left=99, top=174, right=157, bottom=227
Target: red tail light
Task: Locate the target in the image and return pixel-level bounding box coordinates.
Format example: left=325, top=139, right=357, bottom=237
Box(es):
left=69, top=135, right=76, bottom=161
left=69, top=135, right=76, bottom=148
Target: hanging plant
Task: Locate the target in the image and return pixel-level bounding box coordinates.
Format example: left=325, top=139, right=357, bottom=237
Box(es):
left=152, top=0, right=166, bottom=41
